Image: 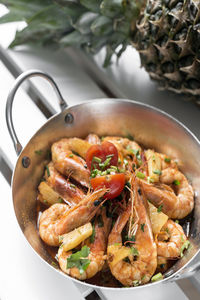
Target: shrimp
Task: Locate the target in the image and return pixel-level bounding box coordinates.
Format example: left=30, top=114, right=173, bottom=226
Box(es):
left=103, top=136, right=141, bottom=156
left=39, top=187, right=107, bottom=246
left=86, top=133, right=101, bottom=144
left=52, top=138, right=91, bottom=187
left=58, top=208, right=111, bottom=280
left=156, top=220, right=187, bottom=258
left=39, top=203, right=69, bottom=246
left=107, top=179, right=157, bottom=286
left=45, top=162, right=85, bottom=206
left=141, top=168, right=194, bottom=219
left=157, top=153, right=177, bottom=170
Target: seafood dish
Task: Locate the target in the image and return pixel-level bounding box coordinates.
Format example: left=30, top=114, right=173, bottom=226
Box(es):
left=36, top=134, right=194, bottom=287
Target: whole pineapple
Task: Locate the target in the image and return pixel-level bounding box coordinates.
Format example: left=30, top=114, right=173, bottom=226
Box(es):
left=1, top=0, right=200, bottom=100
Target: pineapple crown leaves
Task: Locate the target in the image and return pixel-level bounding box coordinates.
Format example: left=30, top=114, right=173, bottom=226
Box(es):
left=0, top=0, right=143, bottom=66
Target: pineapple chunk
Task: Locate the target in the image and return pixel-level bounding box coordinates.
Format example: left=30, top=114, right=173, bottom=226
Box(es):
left=108, top=245, right=132, bottom=267
left=60, top=223, right=93, bottom=252
left=68, top=138, right=91, bottom=159
left=145, top=149, right=161, bottom=183
left=148, top=202, right=168, bottom=235
left=38, top=181, right=62, bottom=205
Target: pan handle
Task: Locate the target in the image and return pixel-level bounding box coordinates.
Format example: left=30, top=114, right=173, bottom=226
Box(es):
left=172, top=261, right=200, bottom=281
left=6, top=69, right=67, bottom=156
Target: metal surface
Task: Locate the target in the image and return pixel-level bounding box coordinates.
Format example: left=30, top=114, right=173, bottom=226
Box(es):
left=6, top=71, right=200, bottom=295
left=6, top=69, right=67, bottom=155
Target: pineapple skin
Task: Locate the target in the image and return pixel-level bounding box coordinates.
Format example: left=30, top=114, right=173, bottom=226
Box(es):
left=132, top=0, right=200, bottom=99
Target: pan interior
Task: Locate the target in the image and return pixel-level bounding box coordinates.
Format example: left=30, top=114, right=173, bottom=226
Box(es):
left=12, top=99, right=200, bottom=287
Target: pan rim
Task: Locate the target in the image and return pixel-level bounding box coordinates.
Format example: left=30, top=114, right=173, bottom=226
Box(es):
left=11, top=97, right=200, bottom=291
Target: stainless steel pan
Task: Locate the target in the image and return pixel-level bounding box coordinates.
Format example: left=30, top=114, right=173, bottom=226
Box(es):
left=6, top=70, right=200, bottom=295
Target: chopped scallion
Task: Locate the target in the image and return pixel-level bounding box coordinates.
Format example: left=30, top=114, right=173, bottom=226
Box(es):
left=153, top=170, right=162, bottom=175
left=151, top=273, right=163, bottom=282
left=93, top=156, right=102, bottom=163
left=180, top=240, right=190, bottom=257
left=136, top=172, right=145, bottom=179
left=46, top=165, right=50, bottom=177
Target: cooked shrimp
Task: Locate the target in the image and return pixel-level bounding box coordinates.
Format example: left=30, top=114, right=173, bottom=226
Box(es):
left=45, top=162, right=85, bottom=206
left=141, top=168, right=194, bottom=219
left=157, top=153, right=177, bottom=170
left=58, top=208, right=111, bottom=280
left=39, top=203, right=69, bottom=246
left=39, top=188, right=107, bottom=246
left=156, top=220, right=187, bottom=258
left=103, top=136, right=141, bottom=157
left=55, top=187, right=108, bottom=236
left=86, top=133, right=101, bottom=144
left=107, top=179, right=157, bottom=286
left=52, top=138, right=91, bottom=187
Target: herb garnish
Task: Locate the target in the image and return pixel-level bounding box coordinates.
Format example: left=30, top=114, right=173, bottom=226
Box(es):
left=35, top=149, right=43, bottom=155
left=153, top=170, right=162, bottom=175
left=58, top=197, right=63, bottom=203
left=180, top=240, right=190, bottom=257
left=125, top=133, right=134, bottom=141
left=69, top=154, right=74, bottom=158
left=173, top=180, right=180, bottom=185
left=67, top=246, right=90, bottom=274
left=130, top=247, right=139, bottom=256
left=164, top=157, right=171, bottom=163
left=141, top=223, right=145, bottom=232
left=46, top=165, right=50, bottom=177
left=157, top=204, right=163, bottom=213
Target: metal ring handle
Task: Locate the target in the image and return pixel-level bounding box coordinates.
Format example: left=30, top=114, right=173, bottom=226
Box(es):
left=6, top=69, right=67, bottom=156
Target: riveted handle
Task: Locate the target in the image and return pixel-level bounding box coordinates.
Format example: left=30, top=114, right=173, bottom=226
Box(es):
left=6, top=69, right=67, bottom=156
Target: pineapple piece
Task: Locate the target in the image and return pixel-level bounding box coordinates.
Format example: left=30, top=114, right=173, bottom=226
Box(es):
left=108, top=245, right=132, bottom=267
left=145, top=149, right=161, bottom=183
left=148, top=202, right=168, bottom=235
left=38, top=181, right=62, bottom=205
left=68, top=138, right=91, bottom=159
left=60, top=223, right=93, bottom=252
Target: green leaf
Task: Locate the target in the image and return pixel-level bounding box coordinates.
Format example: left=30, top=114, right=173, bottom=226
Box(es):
left=100, top=0, right=124, bottom=18
left=60, top=31, right=90, bottom=46
left=164, top=157, right=171, bottom=163
left=91, top=16, right=113, bottom=36
left=67, top=246, right=91, bottom=274
left=141, top=223, right=145, bottom=232
left=157, top=204, right=163, bottom=213
left=0, top=0, right=52, bottom=24
left=173, top=180, right=180, bottom=185
left=80, top=0, right=101, bottom=13
left=55, top=0, right=87, bottom=17
left=8, top=4, right=72, bottom=48
left=74, top=12, right=97, bottom=35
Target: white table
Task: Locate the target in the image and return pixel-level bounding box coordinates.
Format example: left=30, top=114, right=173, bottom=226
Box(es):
left=0, top=4, right=200, bottom=300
